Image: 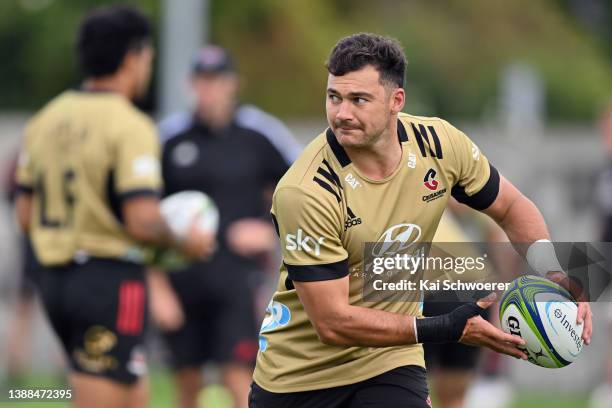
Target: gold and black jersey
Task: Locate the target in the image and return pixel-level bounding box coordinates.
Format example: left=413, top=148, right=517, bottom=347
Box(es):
left=253, top=112, right=499, bottom=392
left=16, top=91, right=162, bottom=266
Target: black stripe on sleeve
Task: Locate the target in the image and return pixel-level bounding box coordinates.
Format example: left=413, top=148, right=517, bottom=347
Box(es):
left=397, top=119, right=409, bottom=142
left=322, top=159, right=343, bottom=189
left=313, top=176, right=341, bottom=202
left=285, top=258, right=349, bottom=282
left=317, top=167, right=341, bottom=190
left=418, top=124, right=434, bottom=156
left=16, top=184, right=33, bottom=194
left=119, top=189, right=161, bottom=202
left=411, top=123, right=428, bottom=157
left=451, top=163, right=500, bottom=210
left=427, top=125, right=443, bottom=159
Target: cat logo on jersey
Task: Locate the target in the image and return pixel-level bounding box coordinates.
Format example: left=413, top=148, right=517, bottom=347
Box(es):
left=407, top=151, right=417, bottom=169
left=423, top=168, right=439, bottom=191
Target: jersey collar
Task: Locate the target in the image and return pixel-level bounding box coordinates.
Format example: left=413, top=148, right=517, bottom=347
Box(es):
left=326, top=119, right=408, bottom=168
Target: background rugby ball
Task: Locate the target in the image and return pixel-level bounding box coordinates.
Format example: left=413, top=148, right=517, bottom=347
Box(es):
left=154, top=190, right=219, bottom=270
left=499, top=275, right=584, bottom=368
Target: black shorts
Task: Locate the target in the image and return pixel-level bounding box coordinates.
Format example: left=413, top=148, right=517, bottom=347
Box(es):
left=249, top=365, right=431, bottom=408
left=38, top=258, right=148, bottom=384
left=162, top=263, right=260, bottom=369
left=422, top=301, right=488, bottom=370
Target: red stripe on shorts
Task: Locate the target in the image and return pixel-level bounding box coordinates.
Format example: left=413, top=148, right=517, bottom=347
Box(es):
left=117, top=281, right=145, bottom=335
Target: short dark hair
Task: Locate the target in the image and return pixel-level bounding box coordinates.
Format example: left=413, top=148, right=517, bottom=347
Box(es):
left=77, top=5, right=151, bottom=77
left=326, top=33, right=406, bottom=88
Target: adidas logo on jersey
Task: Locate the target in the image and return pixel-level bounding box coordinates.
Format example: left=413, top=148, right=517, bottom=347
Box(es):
left=344, top=206, right=362, bottom=231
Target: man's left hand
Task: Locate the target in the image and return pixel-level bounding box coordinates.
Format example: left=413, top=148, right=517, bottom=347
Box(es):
left=546, top=271, right=593, bottom=345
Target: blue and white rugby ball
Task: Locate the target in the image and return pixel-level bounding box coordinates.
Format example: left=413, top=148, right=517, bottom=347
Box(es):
left=499, top=275, right=584, bottom=368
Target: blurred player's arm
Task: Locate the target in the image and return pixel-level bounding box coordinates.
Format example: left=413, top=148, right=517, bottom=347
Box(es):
left=123, top=196, right=214, bottom=259
left=123, top=196, right=173, bottom=244
left=118, top=118, right=214, bottom=259
left=15, top=191, right=32, bottom=232
left=15, top=139, right=34, bottom=232
left=146, top=266, right=184, bottom=331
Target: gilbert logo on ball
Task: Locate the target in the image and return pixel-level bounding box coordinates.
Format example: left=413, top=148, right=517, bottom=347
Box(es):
left=499, top=275, right=584, bottom=368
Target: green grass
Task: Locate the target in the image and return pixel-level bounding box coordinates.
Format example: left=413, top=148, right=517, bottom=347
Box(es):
left=0, top=371, right=590, bottom=408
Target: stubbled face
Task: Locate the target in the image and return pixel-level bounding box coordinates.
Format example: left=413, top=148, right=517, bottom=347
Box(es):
left=326, top=65, right=404, bottom=150
left=191, top=73, right=238, bottom=125
left=128, top=43, right=154, bottom=99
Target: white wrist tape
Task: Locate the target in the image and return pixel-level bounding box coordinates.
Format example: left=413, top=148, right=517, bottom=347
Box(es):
left=525, top=239, right=564, bottom=276
left=413, top=317, right=419, bottom=344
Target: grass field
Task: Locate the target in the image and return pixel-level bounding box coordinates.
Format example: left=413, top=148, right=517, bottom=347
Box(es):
left=0, top=369, right=591, bottom=408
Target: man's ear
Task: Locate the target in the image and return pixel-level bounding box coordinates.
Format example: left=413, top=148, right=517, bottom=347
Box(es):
left=390, top=87, right=405, bottom=114
left=121, top=49, right=138, bottom=73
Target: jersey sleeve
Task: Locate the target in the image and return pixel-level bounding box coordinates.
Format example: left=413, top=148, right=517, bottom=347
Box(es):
left=114, top=116, right=163, bottom=199
left=444, top=121, right=500, bottom=210
left=272, top=185, right=349, bottom=282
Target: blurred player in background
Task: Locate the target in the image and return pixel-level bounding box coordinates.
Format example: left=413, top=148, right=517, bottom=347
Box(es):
left=151, top=45, right=300, bottom=408
left=591, top=102, right=612, bottom=408
left=14, top=6, right=213, bottom=408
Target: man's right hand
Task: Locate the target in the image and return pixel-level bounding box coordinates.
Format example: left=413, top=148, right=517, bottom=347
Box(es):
left=459, top=294, right=528, bottom=360
left=178, top=222, right=217, bottom=260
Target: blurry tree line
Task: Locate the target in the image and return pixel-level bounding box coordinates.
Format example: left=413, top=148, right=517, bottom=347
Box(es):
left=1, top=0, right=611, bottom=122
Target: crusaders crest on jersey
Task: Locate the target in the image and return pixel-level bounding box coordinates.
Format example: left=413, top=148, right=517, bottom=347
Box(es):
left=423, top=168, right=439, bottom=191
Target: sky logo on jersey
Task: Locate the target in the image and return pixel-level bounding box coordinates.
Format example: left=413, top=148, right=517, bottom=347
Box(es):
left=258, top=300, right=291, bottom=352
left=423, top=168, right=439, bottom=191
left=285, top=229, right=325, bottom=256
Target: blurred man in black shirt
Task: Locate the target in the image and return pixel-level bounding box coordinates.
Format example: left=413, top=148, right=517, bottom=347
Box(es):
left=151, top=45, right=300, bottom=408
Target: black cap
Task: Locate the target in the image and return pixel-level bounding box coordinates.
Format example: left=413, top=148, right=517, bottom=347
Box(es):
left=191, top=45, right=236, bottom=74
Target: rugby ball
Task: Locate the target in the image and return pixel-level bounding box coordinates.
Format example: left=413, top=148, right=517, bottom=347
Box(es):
left=153, top=191, right=219, bottom=270
left=499, top=275, right=584, bottom=368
